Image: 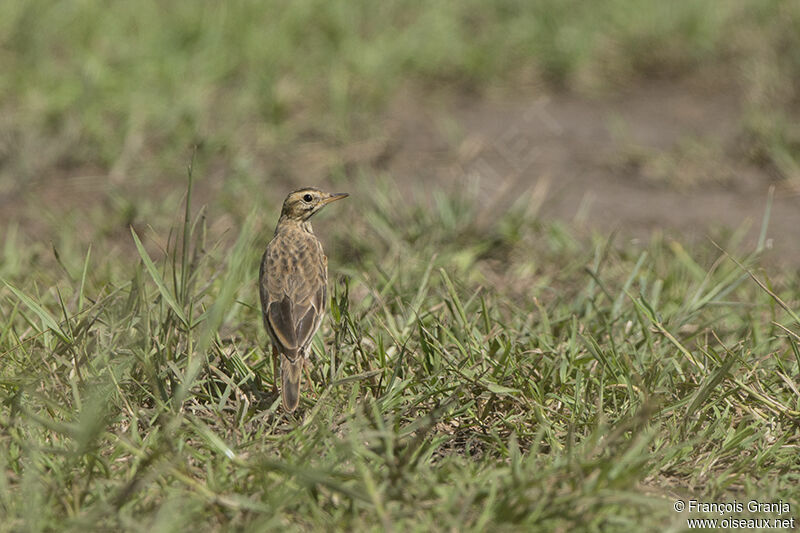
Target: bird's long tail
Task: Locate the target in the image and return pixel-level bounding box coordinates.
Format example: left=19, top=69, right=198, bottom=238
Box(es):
left=280, top=353, right=303, bottom=412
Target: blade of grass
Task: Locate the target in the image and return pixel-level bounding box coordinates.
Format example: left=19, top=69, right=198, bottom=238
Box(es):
left=130, top=228, right=189, bottom=327
left=2, top=279, right=72, bottom=344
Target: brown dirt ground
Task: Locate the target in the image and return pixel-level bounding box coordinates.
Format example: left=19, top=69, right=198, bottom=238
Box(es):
left=379, top=79, right=800, bottom=266
left=3, top=79, right=799, bottom=267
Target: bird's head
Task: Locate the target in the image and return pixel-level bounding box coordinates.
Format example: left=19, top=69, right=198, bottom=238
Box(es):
left=280, top=187, right=349, bottom=221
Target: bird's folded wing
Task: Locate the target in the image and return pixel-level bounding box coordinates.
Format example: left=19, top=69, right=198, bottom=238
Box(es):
left=266, top=282, right=326, bottom=360
left=260, top=231, right=328, bottom=359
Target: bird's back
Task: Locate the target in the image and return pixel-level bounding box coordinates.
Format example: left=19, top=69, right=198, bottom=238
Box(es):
left=259, top=224, right=328, bottom=359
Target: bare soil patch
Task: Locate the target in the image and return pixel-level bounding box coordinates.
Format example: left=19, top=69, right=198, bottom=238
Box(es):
left=3, top=79, right=798, bottom=266
left=380, top=79, right=800, bottom=265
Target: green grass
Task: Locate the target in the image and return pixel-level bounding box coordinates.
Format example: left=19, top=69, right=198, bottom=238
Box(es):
left=1, top=177, right=799, bottom=531
left=1, top=0, right=798, bottom=187
left=2, top=1, right=800, bottom=529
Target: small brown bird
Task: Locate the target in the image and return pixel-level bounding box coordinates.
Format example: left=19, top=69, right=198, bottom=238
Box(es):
left=259, top=187, right=348, bottom=412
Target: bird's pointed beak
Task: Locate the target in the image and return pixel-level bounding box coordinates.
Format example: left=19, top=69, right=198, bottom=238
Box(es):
left=321, top=192, right=349, bottom=205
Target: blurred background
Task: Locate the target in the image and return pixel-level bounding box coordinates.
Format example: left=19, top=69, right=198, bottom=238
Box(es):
left=1, top=0, right=799, bottom=263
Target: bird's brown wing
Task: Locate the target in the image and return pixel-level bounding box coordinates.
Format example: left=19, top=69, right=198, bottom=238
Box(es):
left=259, top=230, right=327, bottom=361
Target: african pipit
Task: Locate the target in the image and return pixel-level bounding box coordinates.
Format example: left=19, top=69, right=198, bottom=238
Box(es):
left=259, top=187, right=348, bottom=412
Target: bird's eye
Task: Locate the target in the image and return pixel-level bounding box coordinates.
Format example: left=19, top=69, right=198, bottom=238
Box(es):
left=303, top=194, right=313, bottom=202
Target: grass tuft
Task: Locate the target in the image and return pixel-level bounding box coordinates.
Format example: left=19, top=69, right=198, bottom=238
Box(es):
left=1, top=179, right=798, bottom=529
